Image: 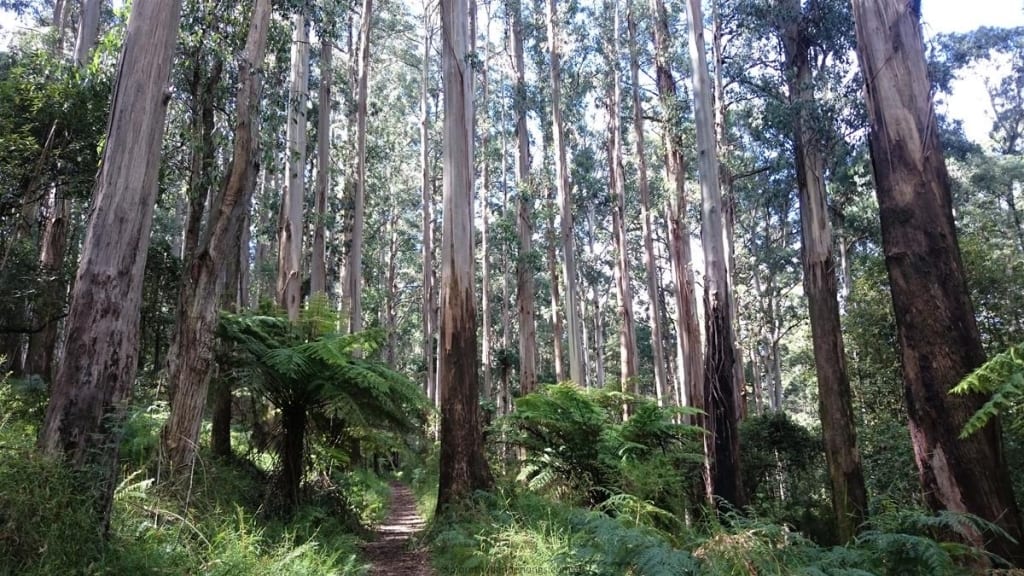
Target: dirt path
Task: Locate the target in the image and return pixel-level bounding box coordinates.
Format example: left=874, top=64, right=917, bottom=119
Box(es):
left=362, top=482, right=433, bottom=576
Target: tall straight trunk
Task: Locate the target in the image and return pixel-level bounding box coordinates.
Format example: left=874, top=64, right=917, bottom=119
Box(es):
left=311, top=36, right=332, bottom=297
left=499, top=100, right=512, bottom=414
left=277, top=13, right=309, bottom=320
left=512, top=0, right=537, bottom=395
left=348, top=0, right=373, bottom=334
left=547, top=207, right=565, bottom=382
left=780, top=3, right=867, bottom=542
left=37, top=0, right=183, bottom=532
left=384, top=208, right=399, bottom=365
left=684, top=0, right=742, bottom=507
left=73, top=0, right=101, bottom=66
left=420, top=9, right=435, bottom=401
left=712, top=0, right=745, bottom=416
left=650, top=0, right=703, bottom=420
left=480, top=17, right=493, bottom=400
left=211, top=218, right=246, bottom=459
left=546, top=0, right=585, bottom=387
left=852, top=0, right=1024, bottom=562
left=628, top=1, right=668, bottom=406
left=607, top=7, right=639, bottom=409
left=161, top=0, right=271, bottom=475
left=436, top=0, right=493, bottom=508
left=587, top=207, right=606, bottom=389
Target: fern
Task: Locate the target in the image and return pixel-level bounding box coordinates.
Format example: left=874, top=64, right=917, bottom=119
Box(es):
left=951, top=343, right=1024, bottom=437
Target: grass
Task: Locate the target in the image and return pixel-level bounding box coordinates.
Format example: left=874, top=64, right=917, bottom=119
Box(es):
left=0, top=404, right=380, bottom=576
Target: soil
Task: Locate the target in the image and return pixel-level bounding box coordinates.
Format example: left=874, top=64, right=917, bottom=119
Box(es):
left=362, top=482, right=433, bottom=576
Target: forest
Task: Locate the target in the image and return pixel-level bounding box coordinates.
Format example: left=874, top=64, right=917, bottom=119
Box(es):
left=1, top=0, right=1023, bottom=573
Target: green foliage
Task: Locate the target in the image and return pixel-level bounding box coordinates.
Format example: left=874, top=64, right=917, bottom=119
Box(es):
left=504, top=384, right=703, bottom=515
left=952, top=343, right=1024, bottom=438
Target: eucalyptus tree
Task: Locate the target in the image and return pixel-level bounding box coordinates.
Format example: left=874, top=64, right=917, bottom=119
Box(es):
left=436, top=0, right=493, bottom=508
left=37, top=0, right=183, bottom=531
left=627, top=0, right=669, bottom=407
left=545, top=0, right=585, bottom=387
left=852, top=0, right=1024, bottom=562
left=346, top=0, right=373, bottom=333
left=278, top=10, right=309, bottom=320
left=649, top=0, right=703, bottom=430
left=684, top=0, right=743, bottom=506
left=511, top=0, right=538, bottom=395
left=161, top=0, right=273, bottom=477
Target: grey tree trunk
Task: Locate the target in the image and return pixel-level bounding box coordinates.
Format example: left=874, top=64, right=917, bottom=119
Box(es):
left=546, top=0, right=585, bottom=387
left=37, top=0, right=184, bottom=531
left=512, top=0, right=537, bottom=395
left=628, top=1, right=669, bottom=407
left=73, top=0, right=101, bottom=66
left=277, top=13, right=308, bottom=320
left=348, top=0, right=373, bottom=333
left=311, top=36, right=332, bottom=297
left=436, top=0, right=493, bottom=507
left=161, top=0, right=272, bottom=476
left=684, top=0, right=743, bottom=507
left=779, top=0, right=867, bottom=542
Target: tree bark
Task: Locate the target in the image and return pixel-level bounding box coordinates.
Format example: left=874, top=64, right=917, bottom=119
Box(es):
left=73, top=0, right=101, bottom=66
left=780, top=0, right=867, bottom=542
left=348, top=0, right=373, bottom=334
left=436, top=0, right=493, bottom=508
left=421, top=9, right=436, bottom=402
left=511, top=0, right=537, bottom=396
left=546, top=0, right=585, bottom=387
left=684, top=0, right=743, bottom=508
left=37, top=0, right=183, bottom=532
left=650, top=0, right=703, bottom=429
left=628, top=1, right=669, bottom=407
left=311, top=35, right=332, bottom=297
left=161, top=0, right=271, bottom=476
left=852, top=0, right=1024, bottom=562
left=277, top=13, right=309, bottom=320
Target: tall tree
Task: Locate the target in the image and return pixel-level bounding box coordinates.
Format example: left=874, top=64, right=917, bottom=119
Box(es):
left=511, top=0, right=538, bottom=395
left=36, top=0, right=184, bottom=531
left=311, top=28, right=333, bottom=297
left=421, top=4, right=436, bottom=402
left=777, top=0, right=866, bottom=542
left=436, top=0, right=493, bottom=508
left=347, top=0, right=374, bottom=333
left=628, top=0, right=669, bottom=407
left=546, top=0, right=585, bottom=386
left=851, top=0, right=1024, bottom=562
left=73, top=0, right=101, bottom=66
left=607, top=0, right=638, bottom=409
left=161, top=0, right=272, bottom=476
left=277, top=12, right=309, bottom=320
left=650, top=0, right=703, bottom=426
left=684, top=0, right=743, bottom=507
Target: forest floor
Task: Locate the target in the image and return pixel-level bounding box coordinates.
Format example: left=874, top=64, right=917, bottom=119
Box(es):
left=362, top=482, right=433, bottom=576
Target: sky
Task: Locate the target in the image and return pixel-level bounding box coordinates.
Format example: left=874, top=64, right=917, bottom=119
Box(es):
left=0, top=1, right=1022, bottom=144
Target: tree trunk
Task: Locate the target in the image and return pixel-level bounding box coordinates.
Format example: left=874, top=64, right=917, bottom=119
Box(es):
left=628, top=1, right=669, bottom=407
left=546, top=0, right=585, bottom=387
left=607, top=9, right=638, bottom=412
left=480, top=17, right=494, bottom=400
left=420, top=8, right=435, bottom=401
left=436, top=0, right=493, bottom=508
left=279, top=403, right=307, bottom=511
left=650, top=0, right=703, bottom=426
left=684, top=0, right=743, bottom=508
left=37, top=0, right=183, bottom=532
left=779, top=3, right=867, bottom=542
left=277, top=13, right=309, bottom=320
left=311, top=36, right=331, bottom=297
left=547, top=194, right=565, bottom=382
left=161, top=0, right=271, bottom=476
left=348, top=0, right=373, bottom=334
left=587, top=207, right=606, bottom=390
left=852, top=0, right=1024, bottom=562
left=512, top=0, right=537, bottom=396
left=23, top=192, right=68, bottom=382
left=73, top=0, right=101, bottom=66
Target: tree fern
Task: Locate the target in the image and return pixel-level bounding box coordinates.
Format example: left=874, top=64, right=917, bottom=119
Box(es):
left=950, top=343, right=1024, bottom=437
